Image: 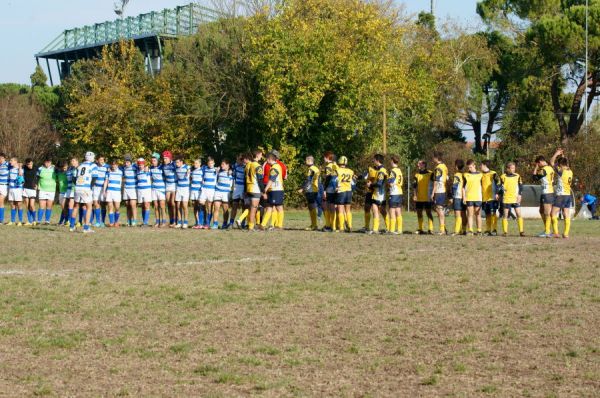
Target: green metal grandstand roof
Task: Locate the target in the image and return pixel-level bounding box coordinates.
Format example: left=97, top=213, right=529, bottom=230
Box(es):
left=35, top=3, right=222, bottom=59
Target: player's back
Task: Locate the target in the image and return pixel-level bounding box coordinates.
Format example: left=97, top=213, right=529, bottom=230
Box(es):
left=372, top=167, right=388, bottom=201
left=452, top=172, right=464, bottom=200
left=245, top=161, right=263, bottom=194
left=268, top=163, right=284, bottom=192
left=389, top=167, right=403, bottom=196
left=556, top=168, right=573, bottom=196
left=75, top=161, right=98, bottom=191
left=336, top=166, right=354, bottom=193
left=433, top=163, right=448, bottom=193
left=306, top=165, right=320, bottom=193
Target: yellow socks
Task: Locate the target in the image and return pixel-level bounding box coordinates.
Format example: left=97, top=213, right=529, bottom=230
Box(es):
left=237, top=209, right=249, bottom=223
left=552, top=216, right=559, bottom=235
left=260, top=211, right=271, bottom=227
left=248, top=221, right=255, bottom=230
left=309, top=208, right=317, bottom=228
left=324, top=210, right=330, bottom=228
left=396, top=215, right=403, bottom=233
left=385, top=214, right=390, bottom=231
left=418, top=216, right=424, bottom=231
left=440, top=223, right=445, bottom=234
left=389, top=216, right=396, bottom=233
left=517, top=217, right=524, bottom=233
left=502, top=218, right=508, bottom=234
left=337, top=211, right=345, bottom=230
left=428, top=218, right=434, bottom=232
left=454, top=216, right=462, bottom=234
left=373, top=216, right=380, bottom=232
left=346, top=212, right=353, bottom=230
left=544, top=216, right=551, bottom=235
left=331, top=211, right=337, bottom=231
left=256, top=210, right=261, bottom=224
left=491, top=214, right=498, bottom=231
left=271, top=211, right=278, bottom=227
left=564, top=216, right=571, bottom=237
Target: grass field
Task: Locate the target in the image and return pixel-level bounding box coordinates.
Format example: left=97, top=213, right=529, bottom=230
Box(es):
left=0, top=210, right=599, bottom=397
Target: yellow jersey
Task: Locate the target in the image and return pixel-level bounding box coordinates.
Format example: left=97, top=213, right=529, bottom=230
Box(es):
left=413, top=169, right=433, bottom=202
left=324, top=162, right=338, bottom=193
left=500, top=173, right=522, bottom=204
left=371, top=167, right=388, bottom=202
left=366, top=166, right=378, bottom=193
left=336, top=166, right=354, bottom=193
left=452, top=172, right=464, bottom=200
left=481, top=170, right=500, bottom=202
left=535, top=165, right=555, bottom=194
left=304, top=165, right=320, bottom=193
left=388, top=167, right=403, bottom=196
left=267, top=163, right=284, bottom=192
left=433, top=163, right=448, bottom=194
left=463, top=172, right=483, bottom=202
left=245, top=161, right=263, bottom=194
left=555, top=168, right=573, bottom=196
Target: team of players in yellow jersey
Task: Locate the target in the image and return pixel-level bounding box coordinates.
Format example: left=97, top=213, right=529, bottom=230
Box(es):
left=297, top=148, right=574, bottom=238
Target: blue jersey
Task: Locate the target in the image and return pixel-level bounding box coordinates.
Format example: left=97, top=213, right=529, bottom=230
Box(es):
left=163, top=162, right=176, bottom=185
left=190, top=167, right=203, bottom=192
left=150, top=165, right=165, bottom=191
left=176, top=165, right=190, bottom=188
left=0, top=161, right=9, bottom=185
left=66, top=167, right=76, bottom=191
left=122, top=164, right=138, bottom=189
left=8, top=166, right=23, bottom=189
left=216, top=169, right=234, bottom=193
left=106, top=169, right=123, bottom=192
left=75, top=161, right=98, bottom=190
left=232, top=162, right=245, bottom=188
left=94, top=163, right=109, bottom=188
left=136, top=168, right=151, bottom=191
left=201, top=166, right=217, bottom=190
left=583, top=194, right=597, bottom=205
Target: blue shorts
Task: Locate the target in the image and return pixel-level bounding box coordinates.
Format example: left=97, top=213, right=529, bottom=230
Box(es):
left=503, top=203, right=520, bottom=209
left=466, top=201, right=482, bottom=207
left=540, top=193, right=555, bottom=205
left=267, top=191, right=284, bottom=206
left=335, top=191, right=352, bottom=205
left=553, top=195, right=572, bottom=209
left=388, top=195, right=404, bottom=208
left=305, top=192, right=318, bottom=205
left=453, top=200, right=465, bottom=211
left=371, top=199, right=386, bottom=207
left=482, top=200, right=499, bottom=214
left=415, top=201, right=432, bottom=210
left=326, top=192, right=337, bottom=204
left=433, top=193, right=446, bottom=206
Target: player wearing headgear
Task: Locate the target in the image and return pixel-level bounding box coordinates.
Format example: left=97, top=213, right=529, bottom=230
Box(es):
left=136, top=158, right=152, bottom=227
left=462, top=159, right=484, bottom=235
left=413, top=160, right=434, bottom=234
left=36, top=157, right=57, bottom=225
left=237, top=150, right=263, bottom=230
left=122, top=154, right=138, bottom=226
left=550, top=149, right=573, bottom=238
left=190, top=159, right=203, bottom=229
left=229, top=154, right=247, bottom=229
left=162, top=151, right=177, bottom=227
left=56, top=161, right=69, bottom=225
left=22, top=158, right=38, bottom=226
left=92, top=156, right=109, bottom=227
left=103, top=159, right=123, bottom=227
left=499, top=162, right=525, bottom=236
left=0, top=153, right=8, bottom=224
left=334, top=156, right=354, bottom=232
left=298, top=155, right=321, bottom=231
left=70, top=151, right=98, bottom=233
left=431, top=152, right=448, bottom=235
left=212, top=159, right=233, bottom=229
left=7, top=157, right=24, bottom=225
left=322, top=151, right=338, bottom=231
left=388, top=156, right=404, bottom=235
left=261, top=152, right=284, bottom=230
left=480, top=160, right=500, bottom=236
left=451, top=159, right=466, bottom=236
left=175, top=156, right=191, bottom=228
left=199, top=157, right=217, bottom=229
left=533, top=154, right=555, bottom=238
left=367, top=154, right=388, bottom=234
left=149, top=153, right=167, bottom=227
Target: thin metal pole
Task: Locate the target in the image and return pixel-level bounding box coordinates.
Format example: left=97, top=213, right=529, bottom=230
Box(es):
left=382, top=95, right=387, bottom=155
left=45, top=58, right=54, bottom=86
left=407, top=165, right=411, bottom=212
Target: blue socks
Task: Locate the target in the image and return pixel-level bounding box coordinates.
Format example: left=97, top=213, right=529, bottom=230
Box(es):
left=109, top=213, right=115, bottom=225
left=115, top=212, right=120, bottom=223
left=10, top=208, right=16, bottom=223
left=0, top=207, right=4, bottom=223
left=101, top=208, right=107, bottom=223
left=199, top=209, right=205, bottom=225
left=18, top=209, right=23, bottom=222
left=207, top=213, right=213, bottom=225
left=143, top=210, right=150, bottom=225
left=45, top=209, right=52, bottom=222
left=95, top=208, right=101, bottom=224
left=37, top=209, right=44, bottom=222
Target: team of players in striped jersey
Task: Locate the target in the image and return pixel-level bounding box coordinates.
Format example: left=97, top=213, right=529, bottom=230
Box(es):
left=0, top=147, right=573, bottom=237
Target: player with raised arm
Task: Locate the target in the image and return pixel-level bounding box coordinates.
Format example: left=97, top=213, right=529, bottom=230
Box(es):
left=149, top=153, right=167, bottom=227
left=413, top=160, right=434, bottom=234
left=550, top=149, right=573, bottom=239
left=70, top=152, right=98, bottom=233
left=431, top=152, right=448, bottom=235
left=533, top=154, right=555, bottom=238
left=175, top=157, right=191, bottom=229
left=122, top=155, right=138, bottom=226
left=298, top=156, right=321, bottom=231
left=335, top=156, right=354, bottom=232
left=500, top=162, right=525, bottom=237
left=388, top=156, right=404, bottom=235
left=103, top=159, right=123, bottom=227
left=36, top=157, right=57, bottom=225
left=212, top=159, right=233, bottom=229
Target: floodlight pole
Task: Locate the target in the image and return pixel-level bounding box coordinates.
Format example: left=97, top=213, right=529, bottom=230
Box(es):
left=383, top=94, right=387, bottom=155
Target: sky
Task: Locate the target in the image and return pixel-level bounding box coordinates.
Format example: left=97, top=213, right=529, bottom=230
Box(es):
left=0, top=0, right=482, bottom=85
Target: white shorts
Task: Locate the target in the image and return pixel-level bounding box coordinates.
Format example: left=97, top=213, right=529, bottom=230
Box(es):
left=213, top=190, right=231, bottom=203
left=64, top=189, right=74, bottom=199
left=176, top=188, right=190, bottom=202
left=105, top=190, right=122, bottom=203
left=190, top=189, right=201, bottom=201
left=38, top=191, right=55, bottom=201
left=123, top=188, right=137, bottom=201
left=92, top=186, right=105, bottom=202
left=166, top=183, right=176, bottom=193
left=152, top=189, right=166, bottom=202
left=0, top=185, right=7, bottom=197
left=8, top=188, right=22, bottom=202
left=233, top=185, right=245, bottom=201
left=74, top=189, right=93, bottom=204
left=22, top=188, right=37, bottom=199
left=199, top=188, right=215, bottom=203
left=137, top=189, right=152, bottom=203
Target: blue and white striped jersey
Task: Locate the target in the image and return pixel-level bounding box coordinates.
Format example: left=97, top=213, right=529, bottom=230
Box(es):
left=8, top=166, right=23, bottom=189
left=191, top=167, right=203, bottom=192
left=75, top=161, right=98, bottom=190
left=0, top=161, right=9, bottom=185
left=122, top=164, right=138, bottom=189
left=150, top=165, right=165, bottom=191
left=137, top=168, right=151, bottom=191
left=216, top=169, right=234, bottom=193
left=232, top=162, right=245, bottom=188
left=94, top=162, right=109, bottom=188
left=176, top=164, right=190, bottom=188
left=106, top=169, right=123, bottom=192
left=163, top=162, right=176, bottom=185
left=66, top=167, right=76, bottom=192
left=201, top=165, right=217, bottom=190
